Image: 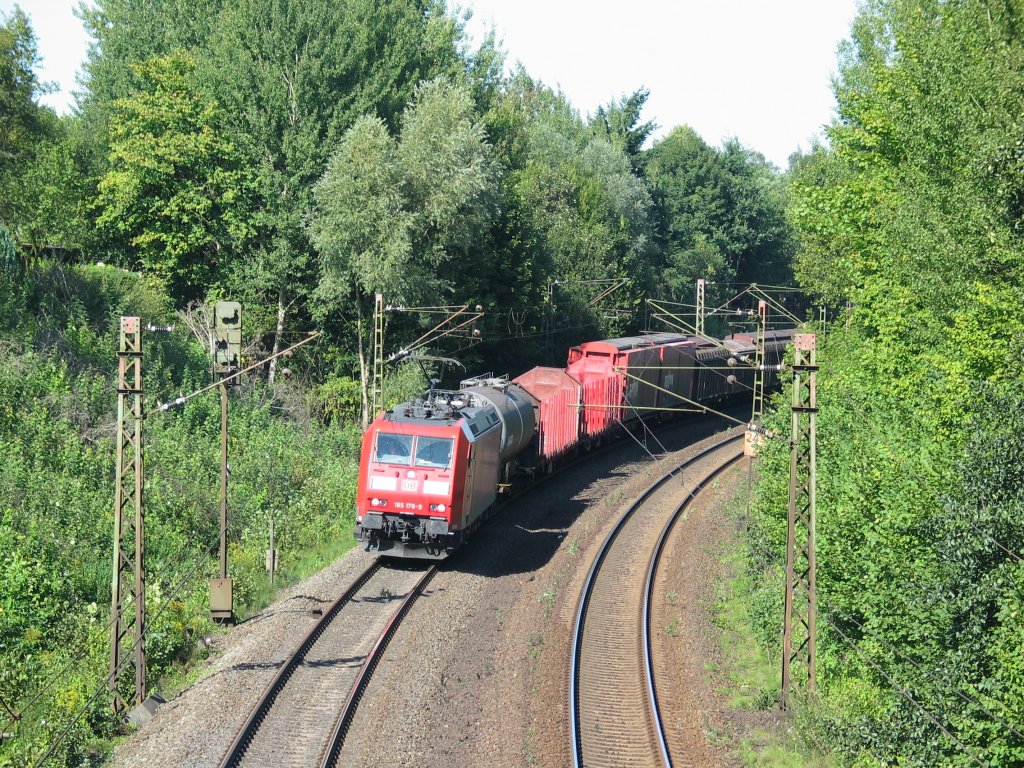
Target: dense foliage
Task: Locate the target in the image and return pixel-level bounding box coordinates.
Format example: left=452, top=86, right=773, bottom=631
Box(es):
left=748, top=0, right=1024, bottom=764
left=0, top=263, right=361, bottom=765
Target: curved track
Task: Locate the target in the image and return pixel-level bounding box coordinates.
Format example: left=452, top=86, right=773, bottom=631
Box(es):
left=570, top=432, right=745, bottom=768
left=219, top=560, right=436, bottom=768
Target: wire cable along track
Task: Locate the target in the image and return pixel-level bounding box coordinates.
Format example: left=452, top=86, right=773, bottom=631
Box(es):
left=219, top=560, right=436, bottom=768
left=570, top=433, right=745, bottom=768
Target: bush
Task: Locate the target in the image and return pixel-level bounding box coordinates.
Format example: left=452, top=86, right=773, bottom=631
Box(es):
left=746, top=323, right=1024, bottom=765
left=0, top=263, right=362, bottom=766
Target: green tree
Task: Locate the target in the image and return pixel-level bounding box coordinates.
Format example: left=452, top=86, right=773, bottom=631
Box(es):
left=759, top=0, right=1024, bottom=762
left=589, top=87, right=656, bottom=171
left=518, top=79, right=653, bottom=326
left=205, top=0, right=466, bottom=382
left=0, top=7, right=44, bottom=177
left=644, top=126, right=733, bottom=302
left=786, top=144, right=882, bottom=305
left=0, top=10, right=86, bottom=258
left=79, top=0, right=224, bottom=105
left=0, top=222, right=15, bottom=279
left=74, top=0, right=226, bottom=188
left=310, top=77, right=498, bottom=423
left=643, top=126, right=792, bottom=308
left=13, top=117, right=89, bottom=256
left=95, top=54, right=253, bottom=300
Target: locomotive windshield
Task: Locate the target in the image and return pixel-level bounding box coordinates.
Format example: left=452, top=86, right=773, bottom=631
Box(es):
left=414, top=436, right=453, bottom=468
left=373, top=432, right=453, bottom=469
left=374, top=433, right=413, bottom=465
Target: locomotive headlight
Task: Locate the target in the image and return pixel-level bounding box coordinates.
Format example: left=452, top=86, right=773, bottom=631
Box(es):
left=406, top=470, right=416, bottom=479
left=429, top=503, right=447, bottom=513
left=371, top=498, right=380, bottom=507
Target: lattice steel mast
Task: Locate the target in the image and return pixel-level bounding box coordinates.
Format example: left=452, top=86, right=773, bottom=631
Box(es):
left=781, top=333, right=818, bottom=708
left=372, top=293, right=385, bottom=420
left=109, top=316, right=145, bottom=712
left=751, top=299, right=768, bottom=423
left=695, top=278, right=706, bottom=337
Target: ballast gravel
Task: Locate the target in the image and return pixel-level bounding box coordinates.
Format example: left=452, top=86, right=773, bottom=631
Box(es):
left=338, top=416, right=754, bottom=768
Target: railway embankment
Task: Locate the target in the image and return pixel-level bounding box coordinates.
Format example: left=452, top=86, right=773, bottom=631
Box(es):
left=111, top=417, right=804, bottom=767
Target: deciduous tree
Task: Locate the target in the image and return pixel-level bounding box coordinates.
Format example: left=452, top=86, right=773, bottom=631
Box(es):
left=95, top=54, right=253, bottom=300
left=310, top=78, right=498, bottom=423
left=205, top=0, right=466, bottom=383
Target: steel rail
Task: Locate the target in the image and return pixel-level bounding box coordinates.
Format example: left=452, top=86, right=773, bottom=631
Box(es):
left=218, top=558, right=383, bottom=768
left=569, top=432, right=744, bottom=768
left=642, top=448, right=745, bottom=768
left=318, top=565, right=438, bottom=768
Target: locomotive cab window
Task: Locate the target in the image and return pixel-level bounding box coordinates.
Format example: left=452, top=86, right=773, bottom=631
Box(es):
left=374, top=432, right=413, bottom=465
left=414, top=436, right=453, bottom=469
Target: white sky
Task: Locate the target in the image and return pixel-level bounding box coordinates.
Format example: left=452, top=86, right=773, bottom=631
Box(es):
left=5, top=0, right=859, bottom=169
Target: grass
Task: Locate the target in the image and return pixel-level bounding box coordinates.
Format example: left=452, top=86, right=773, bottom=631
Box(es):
left=737, top=729, right=836, bottom=768
left=276, top=532, right=359, bottom=591
left=712, top=539, right=778, bottom=710
left=230, top=530, right=358, bottom=620
left=711, top=493, right=836, bottom=767
left=523, top=725, right=537, bottom=766
left=151, top=529, right=358, bottom=704
left=528, top=632, right=544, bottom=667
left=539, top=582, right=558, bottom=618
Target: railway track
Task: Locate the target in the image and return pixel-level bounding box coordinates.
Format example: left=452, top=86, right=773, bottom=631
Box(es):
left=216, top=420, right=746, bottom=768
left=219, top=558, right=436, bottom=768
left=570, top=432, right=745, bottom=768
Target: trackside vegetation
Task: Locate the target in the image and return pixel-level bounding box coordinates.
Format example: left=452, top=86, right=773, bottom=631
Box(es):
left=746, top=1, right=1024, bottom=764
left=0, top=259, right=363, bottom=763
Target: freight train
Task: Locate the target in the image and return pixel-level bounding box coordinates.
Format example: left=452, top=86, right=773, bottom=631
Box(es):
left=355, top=329, right=793, bottom=558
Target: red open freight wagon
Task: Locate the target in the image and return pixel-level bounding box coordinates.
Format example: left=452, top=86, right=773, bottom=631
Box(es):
left=516, top=333, right=704, bottom=463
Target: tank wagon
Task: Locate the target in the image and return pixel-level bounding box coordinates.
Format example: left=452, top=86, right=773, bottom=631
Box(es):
left=356, top=330, right=792, bottom=558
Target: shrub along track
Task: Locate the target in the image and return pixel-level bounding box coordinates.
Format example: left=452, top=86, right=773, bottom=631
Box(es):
left=570, top=433, right=744, bottom=768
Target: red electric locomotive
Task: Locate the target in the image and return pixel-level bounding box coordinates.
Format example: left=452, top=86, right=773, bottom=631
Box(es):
left=356, top=377, right=535, bottom=558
